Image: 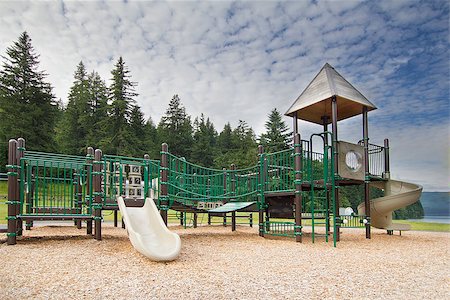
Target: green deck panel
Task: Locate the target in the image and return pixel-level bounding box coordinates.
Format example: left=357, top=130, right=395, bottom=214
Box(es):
left=208, top=201, right=256, bottom=213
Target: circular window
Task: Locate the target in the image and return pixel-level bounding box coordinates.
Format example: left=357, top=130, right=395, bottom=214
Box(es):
left=345, top=150, right=362, bottom=172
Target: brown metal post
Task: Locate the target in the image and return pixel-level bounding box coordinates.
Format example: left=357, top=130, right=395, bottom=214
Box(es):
left=16, top=138, right=25, bottom=236
left=86, top=147, right=94, bottom=235
left=113, top=211, right=118, bottom=227
left=160, top=143, right=169, bottom=225
left=363, top=107, right=371, bottom=239
left=193, top=212, right=198, bottom=228
left=7, top=139, right=18, bottom=245
left=383, top=139, right=390, bottom=179
left=207, top=213, right=211, bottom=225
left=231, top=211, right=236, bottom=231
left=94, top=149, right=103, bottom=240
left=331, top=95, right=340, bottom=241
left=294, top=134, right=303, bottom=242
left=293, top=114, right=298, bottom=135
left=180, top=212, right=184, bottom=226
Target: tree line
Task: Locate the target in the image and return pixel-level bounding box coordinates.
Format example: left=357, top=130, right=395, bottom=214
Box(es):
left=0, top=32, right=422, bottom=219
left=0, top=32, right=291, bottom=171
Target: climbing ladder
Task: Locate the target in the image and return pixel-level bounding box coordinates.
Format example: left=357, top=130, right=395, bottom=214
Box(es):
left=308, top=133, right=334, bottom=243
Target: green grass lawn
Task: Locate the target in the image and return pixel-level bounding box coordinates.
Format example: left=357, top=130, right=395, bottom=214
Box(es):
left=1, top=179, right=448, bottom=232
left=395, top=220, right=450, bottom=232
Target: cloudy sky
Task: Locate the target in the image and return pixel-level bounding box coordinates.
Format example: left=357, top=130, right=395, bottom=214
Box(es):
left=0, top=0, right=448, bottom=191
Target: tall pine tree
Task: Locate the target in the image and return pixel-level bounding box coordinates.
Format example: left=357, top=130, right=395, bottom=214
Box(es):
left=128, top=104, right=147, bottom=156
left=191, top=114, right=217, bottom=166
left=259, top=108, right=291, bottom=152
left=108, top=57, right=138, bottom=155
left=57, top=61, right=90, bottom=155
left=0, top=32, right=57, bottom=168
left=158, top=94, right=193, bottom=158
left=86, top=71, right=110, bottom=149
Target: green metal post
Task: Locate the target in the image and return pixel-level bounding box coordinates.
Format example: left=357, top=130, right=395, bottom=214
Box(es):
left=16, top=138, right=25, bottom=236
left=94, top=149, right=103, bottom=240
left=363, top=106, right=371, bottom=239
left=294, top=134, right=303, bottom=242
left=7, top=139, right=18, bottom=245
left=258, top=145, right=265, bottom=237
left=160, top=143, right=169, bottom=225
left=230, top=164, right=236, bottom=231
left=144, top=154, right=150, bottom=198
left=86, top=147, right=94, bottom=235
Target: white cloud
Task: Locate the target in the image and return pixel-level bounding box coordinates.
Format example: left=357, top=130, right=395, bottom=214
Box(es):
left=0, top=0, right=448, bottom=191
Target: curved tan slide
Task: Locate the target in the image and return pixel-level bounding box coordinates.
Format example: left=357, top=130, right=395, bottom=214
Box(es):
left=357, top=180, right=423, bottom=231
left=117, top=196, right=181, bottom=261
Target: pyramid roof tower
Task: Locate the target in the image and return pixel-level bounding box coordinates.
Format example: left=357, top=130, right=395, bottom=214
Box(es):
left=285, top=63, right=376, bottom=125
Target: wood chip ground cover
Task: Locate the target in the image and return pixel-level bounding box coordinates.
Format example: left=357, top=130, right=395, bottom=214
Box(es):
left=0, top=224, right=448, bottom=299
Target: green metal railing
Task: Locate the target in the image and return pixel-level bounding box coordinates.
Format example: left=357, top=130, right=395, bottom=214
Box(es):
left=263, top=148, right=295, bottom=193
left=165, top=152, right=259, bottom=209
left=339, top=215, right=367, bottom=228
left=19, top=151, right=93, bottom=217
left=264, top=221, right=301, bottom=238
left=102, top=155, right=160, bottom=207
left=358, top=141, right=385, bottom=177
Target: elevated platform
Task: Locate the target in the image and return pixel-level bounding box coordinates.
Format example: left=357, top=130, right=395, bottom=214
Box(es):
left=208, top=202, right=256, bottom=213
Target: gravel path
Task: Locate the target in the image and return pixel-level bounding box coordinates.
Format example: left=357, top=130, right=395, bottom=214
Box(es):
left=0, top=224, right=448, bottom=299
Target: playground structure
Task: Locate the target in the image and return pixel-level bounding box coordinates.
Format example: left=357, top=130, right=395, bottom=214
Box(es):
left=4, top=63, right=422, bottom=254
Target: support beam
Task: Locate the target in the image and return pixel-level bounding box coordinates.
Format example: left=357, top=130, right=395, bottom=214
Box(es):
left=384, top=139, right=390, bottom=179
left=16, top=138, right=25, bottom=236
left=322, top=117, right=331, bottom=237
left=258, top=145, right=265, bottom=237
left=7, top=139, right=18, bottom=245
left=94, top=149, right=103, bottom=241
left=193, top=212, right=198, bottom=228
left=331, top=96, right=340, bottom=242
left=160, top=143, right=169, bottom=225
left=363, top=106, right=371, bottom=239
left=294, top=133, right=302, bottom=242
left=86, top=147, right=94, bottom=235
left=293, top=114, right=298, bottom=135
left=231, top=211, right=236, bottom=231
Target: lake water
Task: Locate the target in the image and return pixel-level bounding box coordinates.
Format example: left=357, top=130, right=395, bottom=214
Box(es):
left=407, top=216, right=450, bottom=224
left=406, top=192, right=450, bottom=224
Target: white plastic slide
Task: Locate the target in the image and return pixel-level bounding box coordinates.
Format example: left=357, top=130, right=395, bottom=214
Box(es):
left=117, top=196, right=181, bottom=261
left=357, top=179, right=423, bottom=231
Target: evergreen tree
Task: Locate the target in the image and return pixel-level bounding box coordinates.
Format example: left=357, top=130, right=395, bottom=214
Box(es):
left=57, top=61, right=90, bottom=155
left=259, top=108, right=291, bottom=152
left=217, top=123, right=233, bottom=151
left=144, top=117, right=159, bottom=159
left=86, top=71, right=110, bottom=150
left=128, top=104, right=147, bottom=156
left=0, top=32, right=57, bottom=168
left=191, top=114, right=217, bottom=166
left=214, top=120, right=258, bottom=168
left=108, top=57, right=138, bottom=155
left=157, top=94, right=193, bottom=158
